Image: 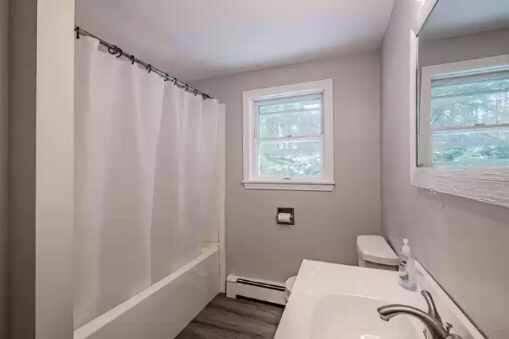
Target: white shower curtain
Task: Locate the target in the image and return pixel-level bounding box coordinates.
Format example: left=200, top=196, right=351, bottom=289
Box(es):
left=74, top=36, right=225, bottom=328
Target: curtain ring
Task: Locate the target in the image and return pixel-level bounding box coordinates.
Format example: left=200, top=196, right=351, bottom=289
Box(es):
left=130, top=55, right=135, bottom=65
left=193, top=89, right=198, bottom=96
left=107, top=45, right=122, bottom=58
left=146, top=64, right=152, bottom=73
left=75, top=27, right=80, bottom=39
left=107, top=46, right=117, bottom=55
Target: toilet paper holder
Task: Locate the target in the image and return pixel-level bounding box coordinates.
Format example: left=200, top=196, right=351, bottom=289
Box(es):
left=276, top=207, right=295, bottom=225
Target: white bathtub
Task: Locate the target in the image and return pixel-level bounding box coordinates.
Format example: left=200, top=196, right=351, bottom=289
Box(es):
left=74, top=244, right=221, bottom=339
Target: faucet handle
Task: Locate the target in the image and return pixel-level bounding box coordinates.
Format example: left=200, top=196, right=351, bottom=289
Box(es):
left=421, top=290, right=442, bottom=323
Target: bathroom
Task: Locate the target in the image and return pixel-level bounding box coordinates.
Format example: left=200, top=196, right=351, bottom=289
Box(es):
left=0, top=0, right=508, bottom=338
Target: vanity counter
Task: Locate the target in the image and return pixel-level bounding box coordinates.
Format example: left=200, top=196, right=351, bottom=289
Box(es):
left=275, top=260, right=426, bottom=339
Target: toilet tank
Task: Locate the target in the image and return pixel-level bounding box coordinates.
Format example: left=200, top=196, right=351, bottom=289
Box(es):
left=357, top=235, right=399, bottom=271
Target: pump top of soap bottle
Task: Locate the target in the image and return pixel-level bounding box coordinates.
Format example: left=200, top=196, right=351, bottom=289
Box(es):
left=398, top=238, right=416, bottom=291
left=402, top=238, right=410, bottom=257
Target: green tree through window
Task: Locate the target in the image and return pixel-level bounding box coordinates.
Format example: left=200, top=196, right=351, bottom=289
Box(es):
left=431, top=71, right=509, bottom=167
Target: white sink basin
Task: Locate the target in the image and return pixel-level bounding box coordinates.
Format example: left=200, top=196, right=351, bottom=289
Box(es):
left=276, top=260, right=482, bottom=339
left=310, top=295, right=421, bottom=339
left=275, top=260, right=427, bottom=339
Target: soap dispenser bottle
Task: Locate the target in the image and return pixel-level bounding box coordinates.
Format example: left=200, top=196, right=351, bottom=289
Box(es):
left=398, top=238, right=417, bottom=291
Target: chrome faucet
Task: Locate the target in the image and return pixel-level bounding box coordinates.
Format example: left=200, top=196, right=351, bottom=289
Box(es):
left=377, top=290, right=462, bottom=339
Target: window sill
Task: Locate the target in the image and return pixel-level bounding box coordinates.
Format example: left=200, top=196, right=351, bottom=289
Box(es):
left=411, top=166, right=509, bottom=208
left=242, top=181, right=335, bottom=192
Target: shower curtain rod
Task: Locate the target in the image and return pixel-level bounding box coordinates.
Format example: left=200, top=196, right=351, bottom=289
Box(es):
left=75, top=27, right=214, bottom=100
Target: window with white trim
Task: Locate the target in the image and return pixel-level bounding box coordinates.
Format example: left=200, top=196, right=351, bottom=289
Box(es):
left=243, top=79, right=334, bottom=191
left=419, top=56, right=509, bottom=168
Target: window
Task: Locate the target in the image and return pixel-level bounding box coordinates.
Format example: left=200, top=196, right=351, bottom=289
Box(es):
left=419, top=56, right=509, bottom=169
left=411, top=34, right=509, bottom=209
left=430, top=72, right=509, bottom=167
left=243, top=79, right=334, bottom=191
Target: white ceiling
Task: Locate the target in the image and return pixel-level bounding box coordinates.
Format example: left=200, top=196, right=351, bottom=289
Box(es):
left=77, top=0, right=394, bottom=81
left=420, top=0, right=509, bottom=41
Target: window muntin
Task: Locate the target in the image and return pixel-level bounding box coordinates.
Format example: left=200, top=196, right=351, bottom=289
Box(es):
left=429, top=69, right=509, bottom=167
left=255, top=94, right=323, bottom=179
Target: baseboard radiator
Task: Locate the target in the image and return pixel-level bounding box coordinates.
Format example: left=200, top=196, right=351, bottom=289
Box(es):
left=226, top=274, right=287, bottom=305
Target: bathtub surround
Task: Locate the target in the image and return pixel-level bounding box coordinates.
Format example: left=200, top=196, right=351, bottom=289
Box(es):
left=0, top=0, right=8, bottom=336
left=74, top=36, right=225, bottom=328
left=382, top=0, right=509, bottom=337
left=8, top=1, right=76, bottom=338
left=194, top=52, right=382, bottom=284
left=35, top=2, right=75, bottom=338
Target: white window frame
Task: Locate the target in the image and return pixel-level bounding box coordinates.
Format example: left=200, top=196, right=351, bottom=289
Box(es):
left=419, top=55, right=509, bottom=167
left=242, top=79, right=334, bottom=191
left=410, top=28, right=509, bottom=208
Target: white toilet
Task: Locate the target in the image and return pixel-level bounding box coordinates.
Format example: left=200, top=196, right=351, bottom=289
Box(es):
left=285, top=235, right=398, bottom=302
left=357, top=235, right=399, bottom=270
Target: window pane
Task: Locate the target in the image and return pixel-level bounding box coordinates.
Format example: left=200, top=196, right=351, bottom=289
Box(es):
left=257, top=95, right=322, bottom=138
left=432, top=128, right=509, bottom=167
left=429, top=70, right=509, bottom=167
left=431, top=72, right=509, bottom=129
left=258, top=139, right=321, bottom=177
left=258, top=110, right=321, bottom=139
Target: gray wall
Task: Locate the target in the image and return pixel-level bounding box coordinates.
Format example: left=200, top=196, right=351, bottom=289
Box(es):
left=8, top=0, right=37, bottom=337
left=420, top=28, right=509, bottom=67
left=0, top=0, right=8, bottom=336
left=195, top=53, right=382, bottom=283
left=382, top=1, right=509, bottom=338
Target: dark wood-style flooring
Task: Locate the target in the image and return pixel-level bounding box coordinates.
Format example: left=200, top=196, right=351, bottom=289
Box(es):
left=176, top=294, right=284, bottom=339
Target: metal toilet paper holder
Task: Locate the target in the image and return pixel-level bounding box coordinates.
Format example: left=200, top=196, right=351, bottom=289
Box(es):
left=276, top=207, right=295, bottom=225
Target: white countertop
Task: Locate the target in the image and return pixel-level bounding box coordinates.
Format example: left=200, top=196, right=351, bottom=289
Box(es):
left=275, top=260, right=427, bottom=339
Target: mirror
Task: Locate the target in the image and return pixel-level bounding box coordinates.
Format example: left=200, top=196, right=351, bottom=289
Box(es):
left=417, top=0, right=509, bottom=169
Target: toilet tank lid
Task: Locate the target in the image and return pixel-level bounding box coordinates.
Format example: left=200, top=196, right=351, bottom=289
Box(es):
left=357, top=235, right=399, bottom=266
